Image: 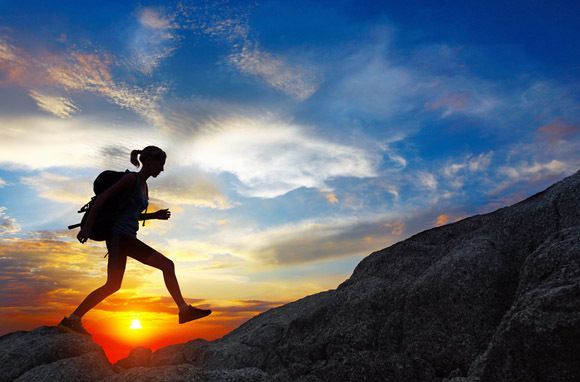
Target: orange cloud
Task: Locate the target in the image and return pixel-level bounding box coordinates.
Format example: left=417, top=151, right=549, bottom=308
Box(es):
left=322, top=191, right=339, bottom=204
left=435, top=214, right=450, bottom=226
left=537, top=119, right=580, bottom=144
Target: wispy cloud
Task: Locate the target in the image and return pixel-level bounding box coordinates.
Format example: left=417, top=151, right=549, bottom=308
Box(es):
left=20, top=172, right=92, bottom=204
left=229, top=43, right=322, bottom=100
left=28, top=90, right=79, bottom=118
left=44, top=52, right=167, bottom=126
left=492, top=159, right=574, bottom=194
left=0, top=37, right=18, bottom=63
left=537, top=119, right=580, bottom=144
left=418, top=171, right=438, bottom=190
left=175, top=2, right=322, bottom=100
left=129, top=7, right=181, bottom=74
left=0, top=207, right=20, bottom=235
left=0, top=35, right=167, bottom=126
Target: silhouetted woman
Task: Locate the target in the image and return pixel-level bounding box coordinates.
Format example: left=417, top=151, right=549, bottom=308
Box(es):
left=59, top=146, right=211, bottom=335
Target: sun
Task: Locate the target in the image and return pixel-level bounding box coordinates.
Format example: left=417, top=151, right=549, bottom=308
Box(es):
left=130, top=319, right=142, bottom=330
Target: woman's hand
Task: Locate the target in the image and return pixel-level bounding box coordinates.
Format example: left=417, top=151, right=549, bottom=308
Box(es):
left=77, top=227, right=90, bottom=244
left=154, top=209, right=171, bottom=220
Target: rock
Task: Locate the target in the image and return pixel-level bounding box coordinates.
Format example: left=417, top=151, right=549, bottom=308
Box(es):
left=115, top=347, right=152, bottom=369
left=150, top=339, right=209, bottom=366
left=2, top=170, right=580, bottom=381
left=103, top=364, right=270, bottom=382
left=0, top=326, right=112, bottom=382
left=469, top=227, right=580, bottom=381
left=14, top=351, right=115, bottom=382
left=193, top=170, right=580, bottom=380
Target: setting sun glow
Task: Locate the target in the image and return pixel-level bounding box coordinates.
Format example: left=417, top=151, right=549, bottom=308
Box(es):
left=130, top=319, right=142, bottom=330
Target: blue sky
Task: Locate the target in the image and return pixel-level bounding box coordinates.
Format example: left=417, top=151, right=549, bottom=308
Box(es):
left=0, top=0, right=579, bottom=331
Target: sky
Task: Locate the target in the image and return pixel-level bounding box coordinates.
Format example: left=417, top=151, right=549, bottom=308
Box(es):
left=0, top=0, right=579, bottom=362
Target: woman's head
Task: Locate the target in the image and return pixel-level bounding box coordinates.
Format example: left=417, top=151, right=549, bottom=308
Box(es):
left=130, top=146, right=166, bottom=176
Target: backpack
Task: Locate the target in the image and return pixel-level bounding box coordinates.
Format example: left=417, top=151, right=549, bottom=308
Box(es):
left=68, top=170, right=138, bottom=241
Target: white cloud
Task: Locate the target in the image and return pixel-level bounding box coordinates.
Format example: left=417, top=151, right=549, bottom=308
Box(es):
left=0, top=37, right=18, bottom=63
left=468, top=152, right=492, bottom=172
left=28, top=90, right=79, bottom=118
left=0, top=116, right=165, bottom=170
left=130, top=7, right=180, bottom=75
left=20, top=172, right=92, bottom=205
left=0, top=178, right=6, bottom=187
left=0, top=207, right=20, bottom=235
left=152, top=169, right=233, bottom=209
left=492, top=159, right=575, bottom=195
left=418, top=171, right=438, bottom=190
left=500, top=160, right=568, bottom=180
left=187, top=118, right=379, bottom=198
left=229, top=43, right=322, bottom=101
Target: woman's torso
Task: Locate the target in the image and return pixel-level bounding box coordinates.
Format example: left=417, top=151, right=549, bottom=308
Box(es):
left=111, top=172, right=148, bottom=237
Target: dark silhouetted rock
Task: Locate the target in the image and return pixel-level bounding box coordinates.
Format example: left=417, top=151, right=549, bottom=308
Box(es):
left=102, top=365, right=270, bottom=382
left=2, top=170, right=579, bottom=381
left=468, top=226, right=580, bottom=381
left=114, top=347, right=152, bottom=369
left=0, top=326, right=114, bottom=382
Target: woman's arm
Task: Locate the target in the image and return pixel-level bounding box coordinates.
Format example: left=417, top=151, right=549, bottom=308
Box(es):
left=139, top=209, right=171, bottom=221
left=77, top=173, right=137, bottom=243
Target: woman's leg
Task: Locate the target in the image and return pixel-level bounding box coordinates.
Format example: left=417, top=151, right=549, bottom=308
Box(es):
left=72, top=237, right=127, bottom=318
left=118, top=236, right=210, bottom=323
left=140, top=252, right=188, bottom=311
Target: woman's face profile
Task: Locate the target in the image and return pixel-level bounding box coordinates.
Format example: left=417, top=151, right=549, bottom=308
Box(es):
left=149, top=157, right=166, bottom=177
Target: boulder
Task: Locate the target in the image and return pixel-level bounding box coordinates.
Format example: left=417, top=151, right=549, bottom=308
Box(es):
left=0, top=326, right=114, bottom=382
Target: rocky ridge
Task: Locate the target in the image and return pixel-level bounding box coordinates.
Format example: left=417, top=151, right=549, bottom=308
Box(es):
left=1, top=170, right=579, bottom=381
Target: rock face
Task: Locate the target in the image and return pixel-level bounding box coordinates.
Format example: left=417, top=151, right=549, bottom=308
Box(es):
left=0, top=326, right=114, bottom=382
left=2, top=170, right=579, bottom=381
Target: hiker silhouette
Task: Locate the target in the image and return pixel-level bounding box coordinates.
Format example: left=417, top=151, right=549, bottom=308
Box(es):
left=59, top=146, right=211, bottom=336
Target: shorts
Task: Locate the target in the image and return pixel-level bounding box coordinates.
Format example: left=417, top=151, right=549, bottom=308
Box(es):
left=106, top=232, right=158, bottom=266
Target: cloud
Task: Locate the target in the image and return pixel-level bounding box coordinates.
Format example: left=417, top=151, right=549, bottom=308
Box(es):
left=492, top=159, right=575, bottom=194
left=0, top=178, right=6, bottom=187
left=129, top=7, right=180, bottom=74
left=0, top=35, right=167, bottom=127
left=44, top=52, right=167, bottom=126
left=418, top=171, right=438, bottom=190
left=0, top=207, right=20, bottom=235
left=28, top=90, right=79, bottom=118
left=20, top=172, right=92, bottom=204
left=435, top=214, right=450, bottom=226
left=229, top=43, right=322, bottom=100
left=0, top=116, right=166, bottom=170
left=321, top=191, right=339, bottom=204
left=187, top=118, right=379, bottom=198
left=175, top=2, right=322, bottom=101
left=211, top=214, right=406, bottom=266
left=0, top=37, right=18, bottom=63
left=440, top=152, right=493, bottom=190
left=146, top=167, right=233, bottom=209
left=538, top=119, right=580, bottom=144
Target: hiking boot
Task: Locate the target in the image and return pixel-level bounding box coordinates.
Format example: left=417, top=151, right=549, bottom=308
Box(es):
left=58, top=316, right=91, bottom=337
left=179, top=305, right=211, bottom=324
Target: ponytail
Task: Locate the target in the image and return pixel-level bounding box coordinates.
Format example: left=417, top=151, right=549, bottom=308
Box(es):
left=130, top=146, right=166, bottom=167
left=130, top=150, right=142, bottom=167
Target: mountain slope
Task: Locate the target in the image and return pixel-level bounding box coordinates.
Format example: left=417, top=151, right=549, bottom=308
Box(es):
left=2, top=170, right=579, bottom=382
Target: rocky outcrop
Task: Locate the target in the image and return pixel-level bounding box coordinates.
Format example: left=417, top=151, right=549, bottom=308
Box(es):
left=2, top=170, right=579, bottom=381
left=0, top=326, right=114, bottom=382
